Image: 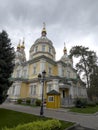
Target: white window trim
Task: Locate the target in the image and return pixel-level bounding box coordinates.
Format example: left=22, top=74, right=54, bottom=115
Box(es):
left=48, top=96, right=54, bottom=102
left=30, top=84, right=37, bottom=96
left=42, top=45, right=45, bottom=52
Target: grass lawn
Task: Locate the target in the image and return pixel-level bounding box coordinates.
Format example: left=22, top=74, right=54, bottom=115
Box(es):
left=69, top=105, right=98, bottom=114
left=0, top=108, right=74, bottom=130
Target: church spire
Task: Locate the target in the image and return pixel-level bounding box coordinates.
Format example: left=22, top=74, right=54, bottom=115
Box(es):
left=41, top=22, right=47, bottom=36
left=63, top=42, right=67, bottom=54
left=17, top=40, right=21, bottom=50
left=21, top=38, right=25, bottom=49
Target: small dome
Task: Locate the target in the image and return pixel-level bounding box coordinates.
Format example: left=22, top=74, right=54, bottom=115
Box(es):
left=21, top=39, right=25, bottom=49
left=61, top=44, right=73, bottom=66
left=30, top=37, right=53, bottom=52
left=17, top=43, right=21, bottom=49
left=29, top=24, right=56, bottom=60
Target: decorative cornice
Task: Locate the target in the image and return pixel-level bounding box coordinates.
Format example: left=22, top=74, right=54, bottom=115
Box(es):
left=32, top=51, right=54, bottom=58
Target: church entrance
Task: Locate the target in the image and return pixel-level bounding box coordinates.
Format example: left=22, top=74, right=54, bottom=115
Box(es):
left=61, top=88, right=73, bottom=106
left=62, top=88, right=69, bottom=98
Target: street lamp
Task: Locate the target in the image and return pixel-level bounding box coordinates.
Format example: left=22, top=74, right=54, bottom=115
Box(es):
left=38, top=70, right=46, bottom=116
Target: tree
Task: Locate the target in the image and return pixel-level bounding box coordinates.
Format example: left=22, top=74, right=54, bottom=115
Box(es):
left=0, top=30, right=15, bottom=104
left=88, top=65, right=98, bottom=100
left=69, top=46, right=97, bottom=89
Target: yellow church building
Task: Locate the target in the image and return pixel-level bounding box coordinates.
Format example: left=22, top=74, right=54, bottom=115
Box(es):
left=8, top=24, right=87, bottom=107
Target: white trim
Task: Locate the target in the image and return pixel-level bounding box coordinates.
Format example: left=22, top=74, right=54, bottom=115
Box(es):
left=48, top=96, right=54, bottom=102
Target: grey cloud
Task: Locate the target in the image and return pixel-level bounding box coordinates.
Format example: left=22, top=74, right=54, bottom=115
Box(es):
left=0, top=0, right=98, bottom=59
left=0, top=0, right=98, bottom=31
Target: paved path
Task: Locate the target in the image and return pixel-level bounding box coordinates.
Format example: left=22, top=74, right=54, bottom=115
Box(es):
left=0, top=103, right=98, bottom=130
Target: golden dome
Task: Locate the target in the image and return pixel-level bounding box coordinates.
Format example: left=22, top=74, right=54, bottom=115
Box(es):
left=41, top=22, right=47, bottom=36
left=63, top=42, right=67, bottom=54
left=21, top=38, right=25, bottom=49
left=64, top=47, right=67, bottom=51
left=17, top=40, right=21, bottom=49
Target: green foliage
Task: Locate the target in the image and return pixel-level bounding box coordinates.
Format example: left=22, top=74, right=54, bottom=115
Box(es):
left=95, top=101, right=98, bottom=105
left=70, top=105, right=98, bottom=114
left=0, top=30, right=15, bottom=104
left=0, top=108, right=74, bottom=130
left=69, top=45, right=97, bottom=89
left=2, top=119, right=61, bottom=130
left=87, top=101, right=96, bottom=107
left=26, top=98, right=31, bottom=104
left=17, top=99, right=22, bottom=104
left=88, top=65, right=98, bottom=99
left=74, top=98, right=87, bottom=108
left=35, top=99, right=41, bottom=106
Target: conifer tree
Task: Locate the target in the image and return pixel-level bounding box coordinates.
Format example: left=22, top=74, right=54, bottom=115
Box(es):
left=0, top=30, right=15, bottom=104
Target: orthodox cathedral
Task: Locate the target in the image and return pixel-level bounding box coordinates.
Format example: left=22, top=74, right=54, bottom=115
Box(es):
left=8, top=24, right=87, bottom=106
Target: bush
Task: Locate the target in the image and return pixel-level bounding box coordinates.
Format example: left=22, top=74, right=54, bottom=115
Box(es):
left=74, top=98, right=87, bottom=108
left=35, top=99, right=41, bottom=106
left=87, top=102, right=96, bottom=107
left=17, top=99, right=22, bottom=104
left=95, top=101, right=98, bottom=105
left=2, top=119, right=61, bottom=130
left=26, top=99, right=31, bottom=105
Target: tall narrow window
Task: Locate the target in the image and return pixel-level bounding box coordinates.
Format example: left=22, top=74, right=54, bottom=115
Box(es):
left=33, top=66, right=36, bottom=74
left=49, top=47, right=51, bottom=53
left=35, top=46, right=38, bottom=52
left=49, top=67, right=52, bottom=75
left=24, top=69, right=27, bottom=78
left=30, top=85, right=36, bottom=95
left=63, top=90, right=65, bottom=98
left=12, top=86, right=15, bottom=95
left=62, top=69, right=64, bottom=76
left=42, top=45, right=45, bottom=52
left=48, top=84, right=52, bottom=92
left=67, top=71, right=70, bottom=78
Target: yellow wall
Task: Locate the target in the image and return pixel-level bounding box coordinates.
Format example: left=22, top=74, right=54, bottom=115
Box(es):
left=29, top=64, right=33, bottom=79
left=46, top=94, right=60, bottom=109
left=29, top=61, right=40, bottom=79
left=32, top=44, right=55, bottom=60
left=53, top=65, right=58, bottom=75
left=20, top=83, right=29, bottom=98
left=45, top=62, right=58, bottom=76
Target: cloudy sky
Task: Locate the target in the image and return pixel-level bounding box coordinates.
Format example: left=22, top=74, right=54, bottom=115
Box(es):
left=0, top=0, right=98, bottom=61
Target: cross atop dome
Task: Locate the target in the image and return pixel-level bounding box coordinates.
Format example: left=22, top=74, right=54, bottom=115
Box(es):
left=43, top=22, right=45, bottom=28
left=41, top=22, right=47, bottom=37
left=21, top=37, right=25, bottom=49
left=63, top=42, right=67, bottom=54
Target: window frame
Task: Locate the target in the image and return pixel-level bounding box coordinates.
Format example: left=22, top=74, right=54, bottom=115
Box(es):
left=42, top=45, right=45, bottom=52
left=49, top=47, right=52, bottom=53
left=35, top=46, right=38, bottom=52
left=48, top=96, right=54, bottom=102
left=30, top=85, right=36, bottom=95
left=48, top=67, right=52, bottom=75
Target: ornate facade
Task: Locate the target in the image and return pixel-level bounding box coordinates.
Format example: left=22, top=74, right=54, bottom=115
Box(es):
left=8, top=24, right=87, bottom=106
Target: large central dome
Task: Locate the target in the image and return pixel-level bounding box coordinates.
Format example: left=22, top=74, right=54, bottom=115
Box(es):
left=29, top=24, right=56, bottom=60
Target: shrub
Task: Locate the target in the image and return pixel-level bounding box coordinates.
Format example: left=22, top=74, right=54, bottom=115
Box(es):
left=74, top=98, right=87, bottom=108
left=2, top=119, right=61, bottom=130
left=26, top=99, right=31, bottom=105
left=95, top=101, right=98, bottom=105
left=87, top=102, right=96, bottom=107
left=17, top=99, right=22, bottom=104
left=35, top=99, right=41, bottom=106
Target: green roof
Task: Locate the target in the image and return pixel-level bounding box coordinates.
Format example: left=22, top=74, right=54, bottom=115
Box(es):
left=47, top=90, right=60, bottom=95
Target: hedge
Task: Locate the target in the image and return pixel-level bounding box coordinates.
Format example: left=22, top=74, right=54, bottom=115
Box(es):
left=3, top=119, right=61, bottom=130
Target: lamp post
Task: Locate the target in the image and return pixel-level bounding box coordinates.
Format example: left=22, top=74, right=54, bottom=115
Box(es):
left=38, top=70, right=46, bottom=116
